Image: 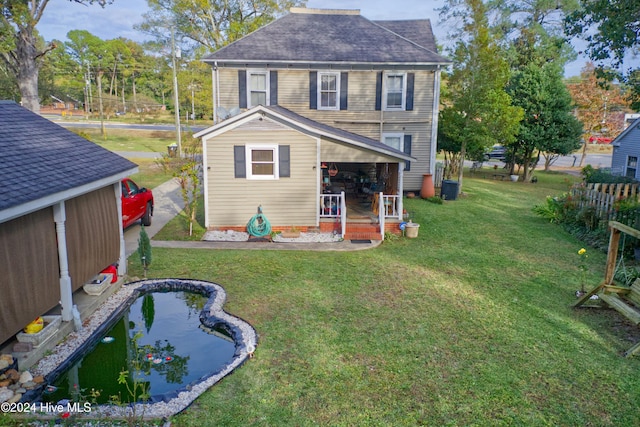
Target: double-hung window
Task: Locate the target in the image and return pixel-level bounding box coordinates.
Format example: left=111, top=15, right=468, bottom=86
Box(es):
left=318, top=72, right=340, bottom=110
left=246, top=145, right=279, bottom=180
left=627, top=156, right=638, bottom=178
left=248, top=71, right=269, bottom=107
left=384, top=73, right=406, bottom=110
left=382, top=133, right=404, bottom=151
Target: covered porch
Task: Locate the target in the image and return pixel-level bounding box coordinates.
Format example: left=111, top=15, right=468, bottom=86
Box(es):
left=318, top=161, right=405, bottom=241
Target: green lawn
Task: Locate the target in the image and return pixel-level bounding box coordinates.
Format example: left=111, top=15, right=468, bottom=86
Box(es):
left=69, top=127, right=178, bottom=153
left=124, top=171, right=640, bottom=426
left=127, top=157, right=175, bottom=190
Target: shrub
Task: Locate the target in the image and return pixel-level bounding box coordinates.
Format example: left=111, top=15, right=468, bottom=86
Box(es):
left=582, top=166, right=636, bottom=184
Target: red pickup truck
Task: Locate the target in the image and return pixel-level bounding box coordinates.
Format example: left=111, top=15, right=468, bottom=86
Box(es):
left=121, top=178, right=154, bottom=229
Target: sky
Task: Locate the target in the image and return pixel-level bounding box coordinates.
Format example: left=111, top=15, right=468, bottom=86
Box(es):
left=37, top=0, right=588, bottom=76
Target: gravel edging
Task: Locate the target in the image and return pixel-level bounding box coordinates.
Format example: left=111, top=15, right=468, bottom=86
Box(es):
left=30, top=278, right=257, bottom=420
left=202, top=230, right=343, bottom=243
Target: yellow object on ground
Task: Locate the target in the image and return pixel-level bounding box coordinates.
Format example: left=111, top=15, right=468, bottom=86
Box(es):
left=24, top=317, right=44, bottom=334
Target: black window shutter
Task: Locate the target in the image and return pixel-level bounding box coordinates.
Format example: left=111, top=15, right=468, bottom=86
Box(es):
left=270, top=70, right=278, bottom=105
left=238, top=70, right=247, bottom=109
left=340, top=72, right=348, bottom=110
left=404, top=135, right=412, bottom=171
left=279, top=145, right=290, bottom=178
left=406, top=73, right=415, bottom=111
left=375, top=71, right=383, bottom=111
left=309, top=71, right=317, bottom=109
left=234, top=145, right=246, bottom=178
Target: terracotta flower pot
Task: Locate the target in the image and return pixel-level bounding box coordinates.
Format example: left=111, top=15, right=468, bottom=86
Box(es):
left=420, top=174, right=435, bottom=198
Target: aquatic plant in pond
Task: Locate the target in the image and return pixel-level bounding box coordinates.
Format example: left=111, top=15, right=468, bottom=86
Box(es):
left=31, top=279, right=257, bottom=417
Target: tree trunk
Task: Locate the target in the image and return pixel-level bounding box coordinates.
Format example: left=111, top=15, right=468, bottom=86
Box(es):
left=456, top=142, right=467, bottom=195
left=579, top=139, right=588, bottom=168
left=15, top=29, right=40, bottom=113
left=122, top=75, right=126, bottom=112
left=96, top=69, right=106, bottom=139
left=132, top=72, right=138, bottom=112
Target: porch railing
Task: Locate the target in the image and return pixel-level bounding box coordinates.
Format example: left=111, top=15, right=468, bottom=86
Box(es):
left=320, top=191, right=346, bottom=238
left=382, top=194, right=400, bottom=218
left=373, top=193, right=401, bottom=220
left=320, top=193, right=342, bottom=218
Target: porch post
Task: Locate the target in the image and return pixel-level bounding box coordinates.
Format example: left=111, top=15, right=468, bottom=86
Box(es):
left=340, top=191, right=346, bottom=238
left=53, top=202, right=73, bottom=322
left=316, top=137, right=322, bottom=226
left=378, top=192, right=385, bottom=241
left=398, top=162, right=405, bottom=220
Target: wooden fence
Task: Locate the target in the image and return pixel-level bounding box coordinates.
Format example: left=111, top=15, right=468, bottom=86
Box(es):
left=584, top=183, right=640, bottom=199
left=571, top=183, right=640, bottom=226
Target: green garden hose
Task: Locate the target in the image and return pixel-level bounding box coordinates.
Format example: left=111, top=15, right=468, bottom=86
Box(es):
left=247, top=206, right=272, bottom=237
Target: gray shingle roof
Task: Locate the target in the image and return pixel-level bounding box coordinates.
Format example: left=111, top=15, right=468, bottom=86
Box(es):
left=203, top=9, right=450, bottom=67
left=374, top=20, right=437, bottom=52
left=0, top=101, right=137, bottom=213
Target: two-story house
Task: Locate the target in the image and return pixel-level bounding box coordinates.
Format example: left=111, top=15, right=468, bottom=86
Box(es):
left=194, top=8, right=451, bottom=239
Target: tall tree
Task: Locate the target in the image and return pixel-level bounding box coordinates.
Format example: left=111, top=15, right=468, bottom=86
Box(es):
left=566, top=62, right=630, bottom=166
left=136, top=0, right=305, bottom=55
left=0, top=0, right=110, bottom=112
left=507, top=62, right=582, bottom=179
left=440, top=0, right=523, bottom=193
left=565, top=0, right=640, bottom=110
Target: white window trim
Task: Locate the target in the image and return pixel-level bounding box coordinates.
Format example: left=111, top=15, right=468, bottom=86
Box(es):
left=247, top=70, right=270, bottom=107
left=246, top=144, right=279, bottom=180
left=317, top=71, right=340, bottom=110
left=382, top=132, right=404, bottom=151
left=383, top=72, right=407, bottom=111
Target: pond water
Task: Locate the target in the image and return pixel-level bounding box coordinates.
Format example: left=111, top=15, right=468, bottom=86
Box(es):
left=43, top=290, right=237, bottom=404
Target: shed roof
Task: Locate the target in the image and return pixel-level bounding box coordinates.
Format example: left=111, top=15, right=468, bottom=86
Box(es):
left=203, top=8, right=450, bottom=68
left=0, top=101, right=137, bottom=220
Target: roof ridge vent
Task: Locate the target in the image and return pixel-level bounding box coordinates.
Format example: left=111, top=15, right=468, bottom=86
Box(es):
left=290, top=7, right=360, bottom=15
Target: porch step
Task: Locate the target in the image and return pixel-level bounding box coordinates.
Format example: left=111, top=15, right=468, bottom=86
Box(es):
left=345, top=232, right=381, bottom=241
left=345, top=224, right=381, bottom=241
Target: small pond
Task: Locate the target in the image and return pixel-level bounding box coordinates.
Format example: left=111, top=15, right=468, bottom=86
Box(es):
left=32, top=279, right=257, bottom=417
left=44, top=291, right=236, bottom=404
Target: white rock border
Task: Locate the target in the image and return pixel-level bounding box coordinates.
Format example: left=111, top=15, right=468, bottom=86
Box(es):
left=30, top=278, right=258, bottom=420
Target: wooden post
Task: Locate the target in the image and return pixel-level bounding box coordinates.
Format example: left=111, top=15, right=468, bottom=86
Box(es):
left=604, top=226, right=621, bottom=286
left=574, top=221, right=640, bottom=307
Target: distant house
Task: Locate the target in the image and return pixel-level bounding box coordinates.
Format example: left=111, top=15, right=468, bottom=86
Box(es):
left=611, top=117, right=640, bottom=179
left=196, top=8, right=451, bottom=239
left=0, top=101, right=137, bottom=346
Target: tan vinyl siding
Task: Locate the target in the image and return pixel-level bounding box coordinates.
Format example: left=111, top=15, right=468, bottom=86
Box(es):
left=215, top=67, right=437, bottom=190
left=205, top=123, right=318, bottom=227
left=217, top=69, right=241, bottom=110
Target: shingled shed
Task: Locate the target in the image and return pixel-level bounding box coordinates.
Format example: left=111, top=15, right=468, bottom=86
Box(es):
left=0, top=101, right=137, bottom=346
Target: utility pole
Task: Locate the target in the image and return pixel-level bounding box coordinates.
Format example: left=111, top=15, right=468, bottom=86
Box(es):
left=171, top=27, right=182, bottom=156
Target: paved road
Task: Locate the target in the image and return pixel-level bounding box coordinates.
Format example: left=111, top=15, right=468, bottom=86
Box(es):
left=46, top=117, right=206, bottom=133
left=552, top=152, right=612, bottom=169
left=477, top=152, right=612, bottom=171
